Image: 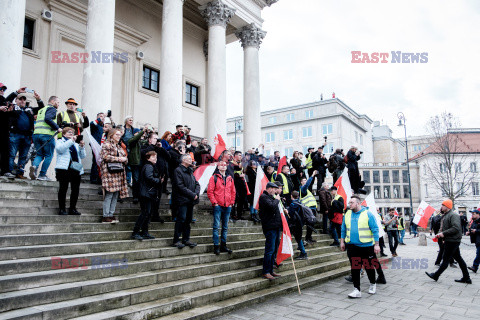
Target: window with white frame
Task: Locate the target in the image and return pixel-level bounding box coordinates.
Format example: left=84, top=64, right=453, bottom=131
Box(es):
left=457, top=182, right=466, bottom=196
left=232, top=137, right=240, bottom=148
left=322, top=124, right=333, bottom=135
left=472, top=182, right=479, bottom=196
left=360, top=134, right=363, bottom=145
left=23, top=18, right=35, bottom=50
left=142, top=65, right=159, bottom=92
left=355, top=131, right=358, bottom=142
left=285, top=147, right=293, bottom=157
left=286, top=113, right=295, bottom=122
left=424, top=184, right=429, bottom=197
left=302, top=127, right=312, bottom=138
left=265, top=150, right=271, bottom=157
left=455, top=162, right=462, bottom=173
left=440, top=163, right=446, bottom=173
left=283, top=129, right=293, bottom=140
left=265, top=132, right=275, bottom=143
left=305, top=110, right=314, bottom=119
left=324, top=143, right=334, bottom=154
left=441, top=182, right=448, bottom=196
left=471, top=162, right=477, bottom=173
left=268, top=116, right=277, bottom=125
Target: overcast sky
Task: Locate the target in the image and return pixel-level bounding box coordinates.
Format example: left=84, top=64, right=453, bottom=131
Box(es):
left=225, top=0, right=480, bottom=139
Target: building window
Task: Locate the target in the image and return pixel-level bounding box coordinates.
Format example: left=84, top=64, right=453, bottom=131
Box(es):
left=403, top=185, right=410, bottom=198
left=393, top=185, right=400, bottom=198
left=439, top=163, right=446, bottom=173
left=441, top=183, right=448, bottom=196
left=302, top=127, right=312, bottom=138
left=472, top=182, right=479, bottom=196
left=402, top=170, right=408, bottom=183
left=471, top=162, right=477, bottom=173
left=455, top=163, right=462, bottom=173
left=383, top=186, right=391, bottom=199
left=305, top=110, right=313, bottom=119
left=413, top=146, right=418, bottom=151
left=142, top=66, right=159, bottom=92
left=285, top=147, right=293, bottom=157
left=374, top=186, right=381, bottom=199
left=322, top=124, right=333, bottom=135
left=232, top=137, right=240, bottom=148
left=373, top=170, right=380, bottom=183
left=286, top=113, right=295, bottom=122
left=364, top=186, right=371, bottom=195
left=265, top=150, right=271, bottom=157
left=424, top=184, right=429, bottom=197
left=457, top=183, right=465, bottom=196
left=23, top=18, right=35, bottom=50
left=355, top=131, right=358, bottom=143
left=265, top=132, right=275, bottom=143
left=363, top=171, right=370, bottom=184
left=234, top=121, right=243, bottom=131
left=360, top=135, right=363, bottom=145
left=392, top=170, right=399, bottom=183
left=185, top=83, right=199, bottom=106
left=324, top=143, right=334, bottom=154
left=269, top=116, right=277, bottom=125
left=383, top=170, right=390, bottom=183
left=283, top=130, right=293, bottom=140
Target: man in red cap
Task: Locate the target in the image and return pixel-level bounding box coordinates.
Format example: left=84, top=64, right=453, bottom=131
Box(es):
left=425, top=199, right=472, bottom=284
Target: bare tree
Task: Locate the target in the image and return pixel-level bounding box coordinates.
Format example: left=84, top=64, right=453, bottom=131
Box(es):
left=422, top=112, right=476, bottom=207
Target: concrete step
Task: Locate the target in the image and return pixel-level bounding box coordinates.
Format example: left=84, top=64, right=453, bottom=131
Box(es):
left=0, top=257, right=349, bottom=320
left=0, top=248, right=345, bottom=313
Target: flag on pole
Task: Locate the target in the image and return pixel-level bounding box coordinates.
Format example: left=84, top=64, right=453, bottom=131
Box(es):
left=361, top=193, right=385, bottom=237
left=211, top=127, right=226, bottom=160
left=334, top=168, right=352, bottom=210
left=193, top=162, right=218, bottom=194
left=413, top=201, right=436, bottom=228
left=253, top=166, right=269, bottom=210
left=278, top=156, right=287, bottom=173
left=276, top=202, right=294, bottom=265
left=85, top=130, right=101, bottom=167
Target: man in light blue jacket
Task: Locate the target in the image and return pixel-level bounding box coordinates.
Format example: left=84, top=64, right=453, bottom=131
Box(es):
left=55, top=127, right=86, bottom=215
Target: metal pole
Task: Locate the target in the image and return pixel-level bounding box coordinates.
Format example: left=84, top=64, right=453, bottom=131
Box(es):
left=402, top=117, right=414, bottom=221
left=234, top=120, right=237, bottom=152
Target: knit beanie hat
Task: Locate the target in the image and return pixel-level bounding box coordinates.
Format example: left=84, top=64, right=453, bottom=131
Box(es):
left=442, top=199, right=453, bottom=209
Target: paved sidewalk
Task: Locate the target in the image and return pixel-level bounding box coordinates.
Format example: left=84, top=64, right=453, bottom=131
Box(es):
left=215, top=234, right=480, bottom=320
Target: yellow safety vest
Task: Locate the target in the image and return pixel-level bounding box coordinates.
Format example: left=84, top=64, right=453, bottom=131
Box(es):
left=270, top=171, right=277, bottom=182
left=278, top=173, right=289, bottom=194
left=57, top=111, right=81, bottom=138
left=398, top=217, right=404, bottom=231
left=34, top=106, right=57, bottom=136
left=306, top=153, right=313, bottom=169
left=300, top=189, right=317, bottom=208
left=331, top=193, right=342, bottom=205
left=344, top=209, right=373, bottom=243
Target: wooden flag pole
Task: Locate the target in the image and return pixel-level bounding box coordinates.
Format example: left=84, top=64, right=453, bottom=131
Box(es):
left=290, top=254, right=301, bottom=295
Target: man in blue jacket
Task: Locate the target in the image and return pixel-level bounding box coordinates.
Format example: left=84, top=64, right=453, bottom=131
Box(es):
left=341, top=195, right=380, bottom=298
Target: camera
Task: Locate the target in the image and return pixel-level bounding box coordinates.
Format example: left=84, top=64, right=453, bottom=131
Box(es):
left=360, top=151, right=363, bottom=154
left=107, top=110, right=112, bottom=118
left=76, top=107, right=83, bottom=113
left=61, top=121, right=69, bottom=128
left=25, top=88, right=34, bottom=94
left=76, top=135, right=83, bottom=144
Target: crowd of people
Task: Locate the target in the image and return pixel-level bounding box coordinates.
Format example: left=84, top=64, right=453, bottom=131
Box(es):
left=2, top=85, right=479, bottom=292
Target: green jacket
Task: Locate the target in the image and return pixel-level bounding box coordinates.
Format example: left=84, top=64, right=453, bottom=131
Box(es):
left=441, top=210, right=463, bottom=243
left=127, top=130, right=145, bottom=166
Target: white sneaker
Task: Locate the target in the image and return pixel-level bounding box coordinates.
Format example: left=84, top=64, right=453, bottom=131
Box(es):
left=348, top=288, right=362, bottom=298
left=37, top=175, right=52, bottom=181
left=29, top=166, right=37, bottom=180
left=368, top=283, right=376, bottom=294
left=4, top=173, right=15, bottom=179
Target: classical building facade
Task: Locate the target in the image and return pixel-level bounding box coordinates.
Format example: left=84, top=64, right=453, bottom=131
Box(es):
left=0, top=0, right=278, bottom=144
left=226, top=97, right=374, bottom=162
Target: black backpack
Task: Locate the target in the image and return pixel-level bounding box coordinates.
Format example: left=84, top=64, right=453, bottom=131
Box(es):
left=298, top=204, right=316, bottom=225
left=327, top=154, right=337, bottom=173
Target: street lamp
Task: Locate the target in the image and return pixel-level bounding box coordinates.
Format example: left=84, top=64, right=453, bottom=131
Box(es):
left=397, top=112, right=414, bottom=222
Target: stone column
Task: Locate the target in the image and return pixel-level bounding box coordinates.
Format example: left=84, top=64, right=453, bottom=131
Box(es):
left=201, top=0, right=235, bottom=144
left=235, top=24, right=266, bottom=152
left=81, top=0, right=116, bottom=120
left=158, top=0, right=184, bottom=132
left=0, top=0, right=26, bottom=90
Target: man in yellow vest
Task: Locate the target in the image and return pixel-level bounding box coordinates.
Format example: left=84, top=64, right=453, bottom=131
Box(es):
left=398, top=213, right=406, bottom=245
left=30, top=96, right=62, bottom=181
left=340, top=195, right=380, bottom=298
left=305, top=147, right=315, bottom=191
left=56, top=98, right=89, bottom=136
left=299, top=170, right=318, bottom=244
left=275, top=164, right=294, bottom=206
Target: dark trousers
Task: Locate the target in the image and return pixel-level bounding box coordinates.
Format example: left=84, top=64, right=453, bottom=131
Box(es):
left=315, top=173, right=325, bottom=194
left=131, top=164, right=141, bottom=199
left=262, top=229, right=280, bottom=274
left=322, top=213, right=328, bottom=234
left=473, top=245, right=480, bottom=270
left=379, top=236, right=386, bottom=255
left=0, top=130, right=9, bottom=174
left=233, top=194, right=247, bottom=218
left=434, top=241, right=469, bottom=280
left=133, top=197, right=154, bottom=234
left=329, top=221, right=341, bottom=243
left=387, top=230, right=399, bottom=255
left=56, top=168, right=81, bottom=210
left=346, top=244, right=378, bottom=290
left=173, top=204, right=194, bottom=243
left=435, top=238, right=454, bottom=265
left=90, top=151, right=100, bottom=183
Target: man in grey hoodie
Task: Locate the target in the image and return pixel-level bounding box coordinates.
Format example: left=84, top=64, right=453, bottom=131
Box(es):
left=425, top=199, right=471, bottom=284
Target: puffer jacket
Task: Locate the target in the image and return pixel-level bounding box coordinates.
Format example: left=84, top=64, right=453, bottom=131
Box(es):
left=207, top=173, right=236, bottom=207
left=139, top=162, right=161, bottom=199
left=55, top=138, right=86, bottom=174
left=441, top=209, right=463, bottom=243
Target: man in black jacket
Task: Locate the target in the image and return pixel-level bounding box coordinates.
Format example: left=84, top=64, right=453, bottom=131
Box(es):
left=194, top=138, right=211, bottom=165
left=312, top=146, right=328, bottom=194
left=467, top=208, right=480, bottom=273
left=259, top=182, right=283, bottom=280
left=168, top=140, right=186, bottom=219
left=172, top=154, right=200, bottom=249
left=426, top=199, right=471, bottom=284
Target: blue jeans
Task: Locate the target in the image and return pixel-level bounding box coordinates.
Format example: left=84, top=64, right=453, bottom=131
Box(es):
left=9, top=133, right=31, bottom=175
left=249, top=205, right=258, bottom=215
left=262, top=229, right=280, bottom=275
left=399, top=229, right=405, bottom=244
left=212, top=206, right=231, bottom=245
left=32, top=134, right=55, bottom=177
left=329, top=221, right=341, bottom=243
left=474, top=245, right=480, bottom=270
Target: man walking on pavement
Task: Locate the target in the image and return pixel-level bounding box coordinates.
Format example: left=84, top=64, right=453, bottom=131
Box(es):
left=466, top=208, right=480, bottom=274
left=425, top=199, right=472, bottom=284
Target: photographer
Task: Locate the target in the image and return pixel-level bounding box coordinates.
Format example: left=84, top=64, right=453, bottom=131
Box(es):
left=56, top=98, right=89, bottom=136
left=126, top=124, right=149, bottom=204
left=0, top=83, right=22, bottom=176
left=89, top=112, right=106, bottom=184
left=346, top=146, right=364, bottom=194
left=194, top=138, right=212, bottom=165
left=383, top=208, right=399, bottom=257
left=332, top=148, right=346, bottom=184
left=312, top=146, right=328, bottom=193
left=169, top=140, right=186, bottom=219
left=55, top=127, right=85, bottom=215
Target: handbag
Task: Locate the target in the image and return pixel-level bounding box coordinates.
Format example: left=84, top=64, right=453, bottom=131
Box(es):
left=70, top=161, right=83, bottom=172
left=107, top=148, right=124, bottom=173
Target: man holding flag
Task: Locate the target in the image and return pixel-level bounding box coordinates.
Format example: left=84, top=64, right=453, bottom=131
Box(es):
left=259, top=182, right=283, bottom=280
left=341, top=195, right=381, bottom=298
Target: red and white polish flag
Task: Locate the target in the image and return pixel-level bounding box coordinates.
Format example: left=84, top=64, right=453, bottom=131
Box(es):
left=85, top=130, right=101, bottom=167
left=193, top=163, right=218, bottom=195
left=253, top=166, right=269, bottom=210
left=334, top=168, right=352, bottom=210
left=413, top=201, right=436, bottom=228
left=361, top=193, right=385, bottom=237
left=276, top=202, right=293, bottom=265
left=211, top=127, right=226, bottom=160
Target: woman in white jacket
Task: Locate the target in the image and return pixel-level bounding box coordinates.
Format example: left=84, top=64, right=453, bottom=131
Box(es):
left=55, top=127, right=86, bottom=215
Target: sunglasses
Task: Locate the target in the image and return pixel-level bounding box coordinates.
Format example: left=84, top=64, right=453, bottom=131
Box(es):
left=17, top=97, right=27, bottom=101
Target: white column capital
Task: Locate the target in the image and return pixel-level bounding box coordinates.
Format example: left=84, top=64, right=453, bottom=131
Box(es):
left=265, top=0, right=279, bottom=6
left=200, top=0, right=235, bottom=28
left=235, top=23, right=266, bottom=49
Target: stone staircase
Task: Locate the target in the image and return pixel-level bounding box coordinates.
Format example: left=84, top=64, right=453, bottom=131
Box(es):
left=0, top=177, right=350, bottom=320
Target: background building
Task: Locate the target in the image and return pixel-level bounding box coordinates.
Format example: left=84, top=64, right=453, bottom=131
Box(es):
left=227, top=97, right=374, bottom=162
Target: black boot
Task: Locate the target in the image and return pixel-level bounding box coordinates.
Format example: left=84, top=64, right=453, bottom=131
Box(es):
left=214, top=245, right=220, bottom=255
left=220, top=242, right=232, bottom=254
